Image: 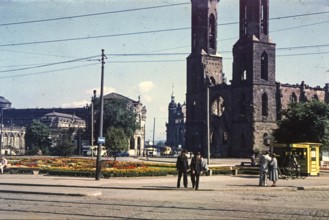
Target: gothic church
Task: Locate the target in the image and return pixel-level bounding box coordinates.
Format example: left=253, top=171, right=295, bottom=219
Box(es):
left=181, top=0, right=329, bottom=157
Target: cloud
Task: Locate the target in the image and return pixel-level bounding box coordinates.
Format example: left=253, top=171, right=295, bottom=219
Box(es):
left=61, top=99, right=89, bottom=108
left=139, top=81, right=155, bottom=93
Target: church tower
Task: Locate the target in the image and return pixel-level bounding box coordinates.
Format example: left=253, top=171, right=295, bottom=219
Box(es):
left=186, top=0, right=223, bottom=155
left=231, top=0, right=277, bottom=156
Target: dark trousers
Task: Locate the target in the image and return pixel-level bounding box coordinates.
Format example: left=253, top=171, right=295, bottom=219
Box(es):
left=177, top=170, right=188, bottom=188
left=191, top=173, right=200, bottom=189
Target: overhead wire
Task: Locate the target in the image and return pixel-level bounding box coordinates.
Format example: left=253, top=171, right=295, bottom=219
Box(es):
left=0, top=3, right=189, bottom=27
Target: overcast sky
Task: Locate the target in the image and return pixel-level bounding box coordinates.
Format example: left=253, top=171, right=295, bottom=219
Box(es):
left=1, top=0, right=329, bottom=142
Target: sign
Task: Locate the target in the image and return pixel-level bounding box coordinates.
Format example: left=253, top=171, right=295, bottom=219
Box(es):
left=97, top=137, right=105, bottom=144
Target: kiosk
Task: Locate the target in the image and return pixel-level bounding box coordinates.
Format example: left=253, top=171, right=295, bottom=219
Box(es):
left=273, top=142, right=320, bottom=176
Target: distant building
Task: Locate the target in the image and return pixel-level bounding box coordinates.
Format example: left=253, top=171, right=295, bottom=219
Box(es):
left=165, top=93, right=186, bottom=150
left=1, top=104, right=89, bottom=155
left=40, top=111, right=87, bottom=148
left=103, top=92, right=147, bottom=156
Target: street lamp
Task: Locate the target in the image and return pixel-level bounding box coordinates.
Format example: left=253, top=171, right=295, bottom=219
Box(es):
left=0, top=96, right=12, bottom=155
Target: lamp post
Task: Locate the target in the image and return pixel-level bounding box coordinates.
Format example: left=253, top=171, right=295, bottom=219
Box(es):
left=206, top=86, right=210, bottom=166
left=0, top=96, right=12, bottom=156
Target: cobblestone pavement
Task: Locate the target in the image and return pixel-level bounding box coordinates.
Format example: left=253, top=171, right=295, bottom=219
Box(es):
left=0, top=172, right=329, bottom=219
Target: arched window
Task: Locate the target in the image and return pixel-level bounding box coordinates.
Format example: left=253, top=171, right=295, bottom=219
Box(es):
left=290, top=92, right=297, bottom=103
left=209, top=14, right=216, bottom=50
left=261, top=52, right=268, bottom=80
left=262, top=93, right=268, bottom=116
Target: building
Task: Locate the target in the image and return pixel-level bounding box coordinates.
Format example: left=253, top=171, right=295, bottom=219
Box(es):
left=40, top=111, right=87, bottom=149
left=1, top=102, right=90, bottom=155
left=165, top=92, right=186, bottom=150
left=185, top=0, right=329, bottom=157
left=103, top=92, right=147, bottom=156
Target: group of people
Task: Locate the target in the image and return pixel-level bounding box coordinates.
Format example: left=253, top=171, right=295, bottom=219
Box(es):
left=259, top=151, right=278, bottom=187
left=0, top=155, right=8, bottom=174
left=176, top=150, right=208, bottom=190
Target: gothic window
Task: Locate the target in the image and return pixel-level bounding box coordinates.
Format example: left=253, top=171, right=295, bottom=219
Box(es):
left=261, top=52, right=268, bottom=80
left=262, top=93, right=268, bottom=116
left=209, top=14, right=216, bottom=50
left=290, top=92, right=297, bottom=103
left=261, top=0, right=268, bottom=34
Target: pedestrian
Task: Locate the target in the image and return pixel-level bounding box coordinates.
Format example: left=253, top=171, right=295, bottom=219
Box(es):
left=0, top=155, right=8, bottom=174
left=176, top=149, right=188, bottom=188
left=269, top=153, right=278, bottom=187
left=190, top=152, right=203, bottom=190
left=259, top=150, right=271, bottom=186
left=250, top=153, right=256, bottom=167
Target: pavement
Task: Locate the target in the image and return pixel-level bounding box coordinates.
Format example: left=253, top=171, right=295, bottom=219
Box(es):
left=1, top=169, right=329, bottom=197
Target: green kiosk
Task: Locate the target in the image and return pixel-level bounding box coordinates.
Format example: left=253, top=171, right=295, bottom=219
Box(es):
left=273, top=142, right=320, bottom=176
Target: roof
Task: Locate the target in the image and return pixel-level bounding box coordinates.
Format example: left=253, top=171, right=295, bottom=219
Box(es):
left=43, top=112, right=83, bottom=120
left=0, top=96, right=12, bottom=108
left=103, top=92, right=137, bottom=103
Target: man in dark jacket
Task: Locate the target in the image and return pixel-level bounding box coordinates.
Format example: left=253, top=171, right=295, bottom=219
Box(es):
left=190, top=152, right=203, bottom=190
left=176, top=150, right=188, bottom=188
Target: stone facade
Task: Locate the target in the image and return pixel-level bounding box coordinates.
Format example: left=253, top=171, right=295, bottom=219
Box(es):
left=185, top=0, right=329, bottom=157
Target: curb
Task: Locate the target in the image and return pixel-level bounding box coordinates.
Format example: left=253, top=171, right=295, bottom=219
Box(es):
left=0, top=189, right=102, bottom=197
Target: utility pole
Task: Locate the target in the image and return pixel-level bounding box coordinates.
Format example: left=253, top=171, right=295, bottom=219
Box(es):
left=152, top=117, right=156, bottom=147
left=95, top=49, right=106, bottom=181
left=91, top=90, right=96, bottom=149
left=207, top=86, right=210, bottom=166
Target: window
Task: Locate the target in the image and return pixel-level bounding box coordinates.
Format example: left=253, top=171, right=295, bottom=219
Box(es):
left=209, top=14, right=216, bottom=50
left=262, top=93, right=268, bottom=116
left=261, top=52, right=268, bottom=80
left=290, top=92, right=297, bottom=103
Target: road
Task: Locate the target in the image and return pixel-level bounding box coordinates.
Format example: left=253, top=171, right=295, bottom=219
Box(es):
left=1, top=173, right=329, bottom=219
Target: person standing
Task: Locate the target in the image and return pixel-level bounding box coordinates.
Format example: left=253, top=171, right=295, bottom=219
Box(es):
left=0, top=156, right=8, bottom=174
left=269, top=153, right=278, bottom=187
left=190, top=152, right=203, bottom=190
left=176, top=150, right=188, bottom=188
left=259, top=151, right=271, bottom=186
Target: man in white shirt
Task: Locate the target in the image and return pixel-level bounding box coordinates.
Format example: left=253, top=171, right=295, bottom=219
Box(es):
left=259, top=151, right=271, bottom=186
left=0, top=156, right=8, bottom=174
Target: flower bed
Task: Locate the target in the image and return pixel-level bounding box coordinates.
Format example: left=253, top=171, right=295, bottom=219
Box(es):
left=6, top=157, right=236, bottom=178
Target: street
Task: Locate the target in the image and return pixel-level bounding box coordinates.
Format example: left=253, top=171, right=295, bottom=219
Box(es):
left=1, top=173, right=329, bottom=219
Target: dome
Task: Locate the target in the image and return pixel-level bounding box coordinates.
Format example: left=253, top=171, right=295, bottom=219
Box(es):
left=0, top=96, right=12, bottom=108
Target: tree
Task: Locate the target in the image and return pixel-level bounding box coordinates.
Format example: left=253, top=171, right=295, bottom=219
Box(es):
left=105, top=127, right=128, bottom=160
left=93, top=98, right=138, bottom=142
left=273, top=101, right=329, bottom=150
left=25, top=120, right=52, bottom=155
left=51, top=128, right=75, bottom=157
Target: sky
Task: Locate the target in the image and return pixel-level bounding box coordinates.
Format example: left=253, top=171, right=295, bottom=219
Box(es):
left=1, top=0, right=329, bottom=142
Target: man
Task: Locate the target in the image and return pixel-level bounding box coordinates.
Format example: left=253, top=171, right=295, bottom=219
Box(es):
left=176, top=149, right=189, bottom=188
left=0, top=156, right=8, bottom=174
left=190, top=152, right=203, bottom=190
left=259, top=151, right=271, bottom=186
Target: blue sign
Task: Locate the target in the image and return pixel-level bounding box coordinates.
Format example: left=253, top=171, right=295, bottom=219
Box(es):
left=97, top=137, right=105, bottom=144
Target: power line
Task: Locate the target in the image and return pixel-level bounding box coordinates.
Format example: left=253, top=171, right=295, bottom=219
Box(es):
left=0, top=27, right=189, bottom=47
left=0, top=63, right=98, bottom=79
left=0, top=3, right=189, bottom=27
left=1, top=43, right=328, bottom=71
left=0, top=55, right=99, bottom=73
